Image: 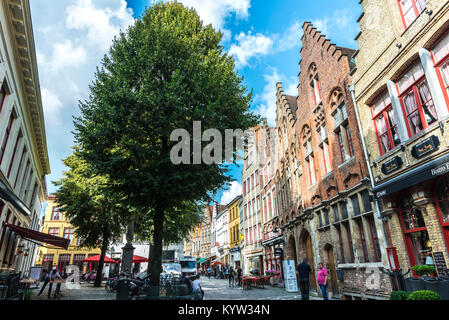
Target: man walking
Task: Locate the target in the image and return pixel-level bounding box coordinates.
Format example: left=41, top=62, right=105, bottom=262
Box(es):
left=296, top=258, right=312, bottom=300
left=236, top=266, right=243, bottom=287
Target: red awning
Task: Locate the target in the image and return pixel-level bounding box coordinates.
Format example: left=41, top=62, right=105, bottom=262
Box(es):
left=82, top=255, right=118, bottom=264
left=4, top=223, right=70, bottom=249
left=118, top=255, right=149, bottom=263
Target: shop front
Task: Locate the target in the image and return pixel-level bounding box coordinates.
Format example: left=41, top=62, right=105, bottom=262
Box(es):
left=229, top=247, right=241, bottom=269
left=375, top=154, right=449, bottom=275
left=262, top=235, right=284, bottom=275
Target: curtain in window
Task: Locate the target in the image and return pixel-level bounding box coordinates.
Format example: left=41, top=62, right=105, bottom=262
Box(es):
left=387, top=108, right=400, bottom=146
left=398, top=63, right=424, bottom=93
left=440, top=60, right=449, bottom=94
left=400, top=0, right=417, bottom=27
left=403, top=91, right=421, bottom=135
left=434, top=33, right=449, bottom=63
left=415, top=0, right=426, bottom=12
left=417, top=81, right=438, bottom=125
left=376, top=115, right=390, bottom=153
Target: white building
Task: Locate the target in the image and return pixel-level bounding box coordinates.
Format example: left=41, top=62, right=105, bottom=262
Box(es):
left=0, top=0, right=50, bottom=276
left=215, top=207, right=230, bottom=265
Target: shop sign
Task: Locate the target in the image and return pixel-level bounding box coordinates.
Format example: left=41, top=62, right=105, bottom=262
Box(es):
left=274, top=248, right=283, bottom=257
left=381, top=156, right=403, bottom=175
left=411, top=135, right=440, bottom=159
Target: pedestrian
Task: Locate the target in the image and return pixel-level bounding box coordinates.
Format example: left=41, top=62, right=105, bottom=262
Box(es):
left=46, top=266, right=63, bottom=298
left=207, top=267, right=211, bottom=279
left=37, top=269, right=49, bottom=296
left=296, top=258, right=312, bottom=300
left=192, top=275, right=204, bottom=300
left=181, top=274, right=193, bottom=293
left=228, top=267, right=235, bottom=287
left=222, top=266, right=226, bottom=280
left=316, top=262, right=329, bottom=300
left=236, top=266, right=243, bottom=287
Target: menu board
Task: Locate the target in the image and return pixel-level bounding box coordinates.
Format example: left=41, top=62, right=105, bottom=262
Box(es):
left=28, top=266, right=43, bottom=281
left=282, top=260, right=298, bottom=293
left=432, top=252, right=448, bottom=277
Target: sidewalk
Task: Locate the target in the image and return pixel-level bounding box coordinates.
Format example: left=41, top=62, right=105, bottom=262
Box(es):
left=30, top=282, right=115, bottom=300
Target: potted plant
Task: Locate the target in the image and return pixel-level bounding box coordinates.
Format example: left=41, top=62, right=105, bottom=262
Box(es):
left=19, top=289, right=33, bottom=301
left=407, top=290, right=442, bottom=300
left=389, top=291, right=410, bottom=300
left=412, top=265, right=436, bottom=278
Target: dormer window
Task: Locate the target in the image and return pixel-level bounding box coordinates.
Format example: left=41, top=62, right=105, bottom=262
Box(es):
left=398, top=0, right=426, bottom=29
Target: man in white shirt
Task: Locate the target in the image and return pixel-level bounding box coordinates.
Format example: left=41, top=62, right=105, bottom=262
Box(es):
left=192, top=275, right=204, bottom=300
left=47, top=266, right=62, bottom=298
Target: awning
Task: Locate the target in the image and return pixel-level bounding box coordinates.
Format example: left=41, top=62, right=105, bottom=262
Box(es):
left=4, top=223, right=70, bottom=249
left=0, top=179, right=30, bottom=216
left=83, top=255, right=118, bottom=264
left=374, top=153, right=449, bottom=198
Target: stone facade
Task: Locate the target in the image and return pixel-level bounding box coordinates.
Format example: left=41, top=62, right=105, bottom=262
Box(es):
left=277, top=21, right=392, bottom=300
left=353, top=0, right=449, bottom=287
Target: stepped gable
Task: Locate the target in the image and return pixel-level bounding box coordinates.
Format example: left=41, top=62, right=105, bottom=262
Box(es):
left=276, top=82, right=298, bottom=123
left=301, top=21, right=356, bottom=64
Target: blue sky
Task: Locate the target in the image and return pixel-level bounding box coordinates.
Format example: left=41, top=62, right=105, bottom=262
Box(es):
left=30, top=0, right=362, bottom=205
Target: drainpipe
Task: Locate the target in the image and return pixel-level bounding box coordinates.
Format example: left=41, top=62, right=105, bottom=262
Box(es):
left=349, top=84, right=392, bottom=251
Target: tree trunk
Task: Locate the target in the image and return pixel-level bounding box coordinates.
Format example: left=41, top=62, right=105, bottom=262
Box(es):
left=149, top=207, right=164, bottom=287
left=94, top=231, right=109, bottom=287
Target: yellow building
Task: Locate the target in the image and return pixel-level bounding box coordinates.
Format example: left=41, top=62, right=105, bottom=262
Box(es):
left=34, top=195, right=100, bottom=273
left=228, top=195, right=242, bottom=268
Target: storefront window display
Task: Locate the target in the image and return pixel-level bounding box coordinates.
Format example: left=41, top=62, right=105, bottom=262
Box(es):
left=399, top=193, right=431, bottom=267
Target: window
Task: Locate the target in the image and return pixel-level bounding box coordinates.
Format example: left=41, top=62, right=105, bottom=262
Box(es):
left=312, top=77, right=321, bottom=105
left=13, top=146, right=26, bottom=189
left=361, top=190, right=373, bottom=213
left=351, top=195, right=361, bottom=217
left=344, top=222, right=355, bottom=263
left=323, top=208, right=330, bottom=225
left=398, top=63, right=437, bottom=137
left=357, top=219, right=369, bottom=263
left=6, top=130, right=22, bottom=179
left=372, top=92, right=401, bottom=155
left=336, top=225, right=345, bottom=264
left=368, top=216, right=382, bottom=262
left=243, top=181, right=246, bottom=195
left=319, top=124, right=332, bottom=174
left=304, top=138, right=317, bottom=184
left=0, top=85, right=6, bottom=114
left=340, top=201, right=349, bottom=220
left=51, top=207, right=61, bottom=221
left=398, top=0, right=426, bottom=29
left=63, top=228, right=74, bottom=244
left=334, top=104, right=354, bottom=162
left=48, top=228, right=59, bottom=237
left=317, top=212, right=323, bottom=228
left=398, top=193, right=430, bottom=266
left=0, top=113, right=15, bottom=165
left=432, top=31, right=449, bottom=107
left=434, top=176, right=449, bottom=252
left=332, top=204, right=339, bottom=223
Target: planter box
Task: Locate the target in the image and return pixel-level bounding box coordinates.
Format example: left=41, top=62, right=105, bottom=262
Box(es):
left=423, top=279, right=449, bottom=300
left=404, top=278, right=425, bottom=293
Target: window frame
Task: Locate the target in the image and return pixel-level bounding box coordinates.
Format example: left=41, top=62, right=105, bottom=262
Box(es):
left=0, top=113, right=15, bottom=165
left=397, top=0, right=426, bottom=29
left=430, top=31, right=449, bottom=110
left=371, top=98, right=400, bottom=156
left=397, top=73, right=437, bottom=138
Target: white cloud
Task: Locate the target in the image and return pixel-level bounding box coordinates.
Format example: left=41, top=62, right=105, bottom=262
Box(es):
left=277, top=20, right=303, bottom=52
left=228, top=31, right=274, bottom=68
left=220, top=181, right=242, bottom=205
left=254, top=68, right=297, bottom=127
left=179, top=0, right=250, bottom=30
left=48, top=40, right=88, bottom=73
left=66, top=0, right=135, bottom=51
left=312, top=17, right=329, bottom=35
left=41, top=88, right=63, bottom=125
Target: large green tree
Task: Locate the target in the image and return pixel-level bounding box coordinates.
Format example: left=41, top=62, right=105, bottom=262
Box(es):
left=54, top=150, right=127, bottom=287
left=74, top=2, right=258, bottom=287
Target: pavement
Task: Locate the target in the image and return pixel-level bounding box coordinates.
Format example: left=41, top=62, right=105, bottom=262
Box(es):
left=26, top=277, right=329, bottom=301
left=201, top=276, right=323, bottom=300
left=30, top=281, right=115, bottom=300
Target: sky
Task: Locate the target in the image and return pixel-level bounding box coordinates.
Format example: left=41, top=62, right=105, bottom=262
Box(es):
left=29, top=0, right=362, bottom=205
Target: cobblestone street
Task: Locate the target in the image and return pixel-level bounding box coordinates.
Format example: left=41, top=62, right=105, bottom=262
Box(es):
left=201, top=276, right=323, bottom=301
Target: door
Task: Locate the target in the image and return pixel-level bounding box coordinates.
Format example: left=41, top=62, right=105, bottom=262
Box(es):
left=305, top=233, right=317, bottom=291
left=325, top=245, right=338, bottom=295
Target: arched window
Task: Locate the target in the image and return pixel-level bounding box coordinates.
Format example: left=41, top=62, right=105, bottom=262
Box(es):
left=398, top=193, right=431, bottom=267
left=434, top=175, right=449, bottom=252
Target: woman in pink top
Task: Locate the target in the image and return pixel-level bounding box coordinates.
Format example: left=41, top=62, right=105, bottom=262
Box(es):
left=316, top=262, right=329, bottom=300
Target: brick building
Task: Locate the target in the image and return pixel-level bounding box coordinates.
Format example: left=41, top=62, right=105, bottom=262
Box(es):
left=353, top=0, right=449, bottom=281
left=278, top=22, right=392, bottom=299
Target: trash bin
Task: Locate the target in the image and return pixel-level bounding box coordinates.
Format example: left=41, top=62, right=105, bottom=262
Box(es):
left=116, top=279, right=130, bottom=300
